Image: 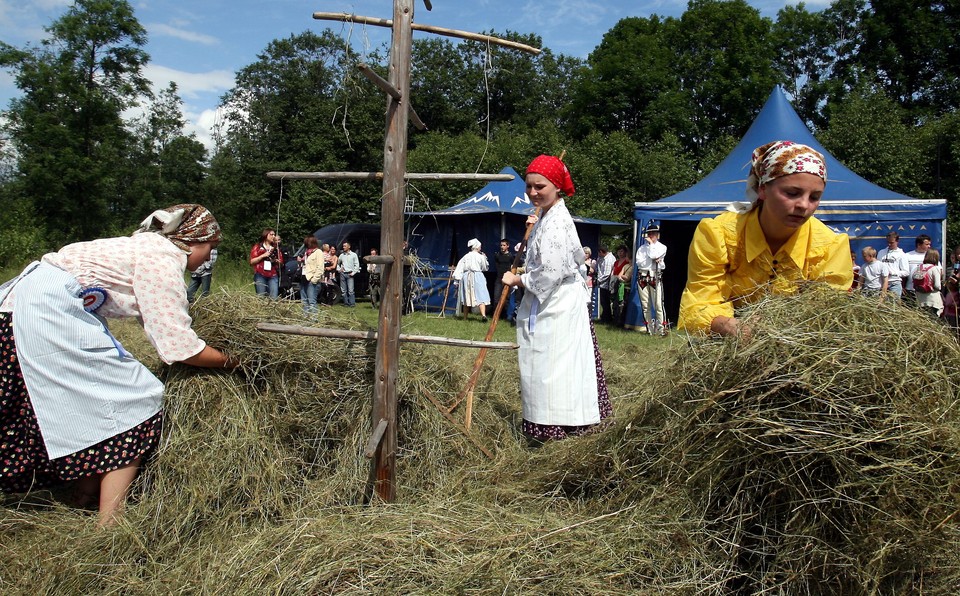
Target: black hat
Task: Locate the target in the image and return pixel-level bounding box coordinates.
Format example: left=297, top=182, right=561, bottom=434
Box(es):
left=645, top=223, right=660, bottom=234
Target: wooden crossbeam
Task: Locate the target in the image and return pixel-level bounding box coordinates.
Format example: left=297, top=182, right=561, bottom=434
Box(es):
left=314, top=12, right=541, bottom=55
left=265, top=172, right=514, bottom=181
left=256, top=322, right=518, bottom=350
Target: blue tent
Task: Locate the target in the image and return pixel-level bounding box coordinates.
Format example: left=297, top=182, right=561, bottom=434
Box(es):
left=408, top=167, right=628, bottom=314
left=629, top=86, right=947, bottom=330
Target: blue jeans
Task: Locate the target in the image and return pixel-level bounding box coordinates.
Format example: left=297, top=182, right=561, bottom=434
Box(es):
left=301, top=281, right=319, bottom=313
left=187, top=274, right=212, bottom=302
left=254, top=274, right=279, bottom=299
left=340, top=273, right=355, bottom=306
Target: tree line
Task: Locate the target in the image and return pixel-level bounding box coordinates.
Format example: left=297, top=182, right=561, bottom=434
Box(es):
left=1, top=0, right=958, bottom=265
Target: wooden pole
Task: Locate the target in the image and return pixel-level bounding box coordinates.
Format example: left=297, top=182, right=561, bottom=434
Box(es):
left=437, top=269, right=453, bottom=317
left=265, top=171, right=514, bottom=181
left=256, top=322, right=517, bottom=349
left=367, top=0, right=414, bottom=504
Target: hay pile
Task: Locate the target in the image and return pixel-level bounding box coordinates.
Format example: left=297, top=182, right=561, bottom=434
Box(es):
left=2, top=290, right=960, bottom=594
left=528, top=288, right=960, bottom=593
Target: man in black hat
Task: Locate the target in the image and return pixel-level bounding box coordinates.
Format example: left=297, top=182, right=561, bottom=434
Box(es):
left=635, top=223, right=668, bottom=335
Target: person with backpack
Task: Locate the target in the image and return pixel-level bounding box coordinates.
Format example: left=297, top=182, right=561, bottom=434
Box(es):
left=913, top=248, right=943, bottom=318
left=678, top=141, right=852, bottom=337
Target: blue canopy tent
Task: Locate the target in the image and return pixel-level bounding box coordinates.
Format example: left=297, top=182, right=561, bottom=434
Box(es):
left=409, top=166, right=628, bottom=314
left=629, top=86, right=947, bottom=331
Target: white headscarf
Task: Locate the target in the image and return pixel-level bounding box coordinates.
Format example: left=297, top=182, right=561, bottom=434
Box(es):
left=467, top=238, right=481, bottom=251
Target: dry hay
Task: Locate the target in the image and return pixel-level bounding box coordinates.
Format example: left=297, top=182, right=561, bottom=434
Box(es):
left=2, top=289, right=960, bottom=594
left=527, top=287, right=960, bottom=593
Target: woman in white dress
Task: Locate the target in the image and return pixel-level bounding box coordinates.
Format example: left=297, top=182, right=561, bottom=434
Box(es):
left=501, top=155, right=612, bottom=441
left=453, top=238, right=491, bottom=321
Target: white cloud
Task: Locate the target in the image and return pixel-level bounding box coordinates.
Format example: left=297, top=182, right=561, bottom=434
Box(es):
left=186, top=107, right=228, bottom=154
left=143, top=63, right=234, bottom=99
left=148, top=22, right=218, bottom=45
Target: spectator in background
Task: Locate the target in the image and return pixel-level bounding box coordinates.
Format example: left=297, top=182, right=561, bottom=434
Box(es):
left=337, top=242, right=360, bottom=307
left=493, top=239, right=515, bottom=319
left=581, top=246, right=597, bottom=317
left=186, top=247, right=217, bottom=302
left=367, top=248, right=383, bottom=309
left=321, top=243, right=339, bottom=305
left=878, top=231, right=909, bottom=300
left=858, top=246, right=888, bottom=300
left=636, top=223, right=668, bottom=336
left=914, top=248, right=943, bottom=318
left=850, top=249, right=861, bottom=290
left=610, top=244, right=631, bottom=326
left=249, top=228, right=282, bottom=299
left=453, top=238, right=491, bottom=321
left=298, top=236, right=321, bottom=315
left=904, top=234, right=933, bottom=305
left=597, top=245, right=614, bottom=324
left=942, top=273, right=960, bottom=337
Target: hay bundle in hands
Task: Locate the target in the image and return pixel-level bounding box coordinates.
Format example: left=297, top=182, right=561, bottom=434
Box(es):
left=530, top=289, right=960, bottom=593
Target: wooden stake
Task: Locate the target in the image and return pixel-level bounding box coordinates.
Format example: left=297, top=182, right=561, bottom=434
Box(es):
left=437, top=269, right=453, bottom=317
left=256, top=322, right=517, bottom=349
left=422, top=389, right=494, bottom=460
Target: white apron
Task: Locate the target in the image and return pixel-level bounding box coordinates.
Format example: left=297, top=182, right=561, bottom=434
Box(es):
left=7, top=263, right=164, bottom=459
left=517, top=277, right=599, bottom=426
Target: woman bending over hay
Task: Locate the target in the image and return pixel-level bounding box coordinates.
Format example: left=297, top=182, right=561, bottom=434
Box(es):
left=678, top=141, right=853, bottom=337
left=0, top=204, right=235, bottom=527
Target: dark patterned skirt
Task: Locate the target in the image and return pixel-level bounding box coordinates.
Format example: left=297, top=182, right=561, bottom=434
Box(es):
left=522, top=308, right=613, bottom=441
left=0, top=312, right=162, bottom=493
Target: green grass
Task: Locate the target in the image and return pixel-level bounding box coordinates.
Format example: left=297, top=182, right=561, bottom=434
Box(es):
left=5, top=255, right=668, bottom=359
left=204, top=257, right=668, bottom=352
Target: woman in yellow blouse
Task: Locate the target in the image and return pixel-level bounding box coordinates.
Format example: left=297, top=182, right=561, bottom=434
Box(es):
left=678, top=141, right=853, bottom=337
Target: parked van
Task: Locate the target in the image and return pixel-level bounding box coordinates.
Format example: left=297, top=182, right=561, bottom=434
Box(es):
left=282, top=223, right=381, bottom=301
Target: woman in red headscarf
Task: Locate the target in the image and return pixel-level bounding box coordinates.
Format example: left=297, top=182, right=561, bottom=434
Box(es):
left=502, top=155, right=612, bottom=442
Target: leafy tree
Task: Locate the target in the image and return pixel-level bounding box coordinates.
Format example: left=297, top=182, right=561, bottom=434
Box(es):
left=819, top=88, right=926, bottom=197
left=667, top=0, right=778, bottom=151
left=771, top=3, right=834, bottom=128
left=126, top=82, right=206, bottom=212
left=0, top=0, right=150, bottom=243
left=857, top=0, right=960, bottom=117
left=564, top=16, right=678, bottom=141
left=209, top=30, right=386, bottom=255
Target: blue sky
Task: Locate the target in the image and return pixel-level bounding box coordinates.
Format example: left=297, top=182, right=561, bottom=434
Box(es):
left=0, top=0, right=829, bottom=151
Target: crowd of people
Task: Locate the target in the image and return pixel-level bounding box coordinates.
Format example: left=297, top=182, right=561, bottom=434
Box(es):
left=854, top=230, right=960, bottom=332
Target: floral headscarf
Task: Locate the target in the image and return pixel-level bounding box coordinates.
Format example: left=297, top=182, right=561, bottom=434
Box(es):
left=728, top=141, right=827, bottom=214
left=135, top=204, right=221, bottom=252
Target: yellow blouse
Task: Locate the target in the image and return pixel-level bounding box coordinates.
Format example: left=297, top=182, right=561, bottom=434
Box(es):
left=678, top=208, right=853, bottom=334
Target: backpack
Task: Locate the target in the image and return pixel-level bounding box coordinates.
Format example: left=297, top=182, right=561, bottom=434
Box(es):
left=912, top=264, right=936, bottom=293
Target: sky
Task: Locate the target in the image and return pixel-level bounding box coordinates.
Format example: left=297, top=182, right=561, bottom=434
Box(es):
left=0, top=0, right=830, bottom=152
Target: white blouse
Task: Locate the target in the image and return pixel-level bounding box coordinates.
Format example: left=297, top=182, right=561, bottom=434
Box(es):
left=521, top=199, right=585, bottom=302
left=2, top=232, right=205, bottom=364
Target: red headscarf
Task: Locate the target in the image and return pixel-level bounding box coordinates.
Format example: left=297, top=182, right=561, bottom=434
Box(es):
left=525, top=154, right=575, bottom=197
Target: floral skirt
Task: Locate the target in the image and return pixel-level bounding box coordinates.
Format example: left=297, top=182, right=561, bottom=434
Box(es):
left=522, top=310, right=613, bottom=441
left=0, top=313, right=162, bottom=493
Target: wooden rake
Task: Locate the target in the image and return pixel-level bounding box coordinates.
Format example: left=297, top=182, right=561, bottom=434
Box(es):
left=446, top=206, right=540, bottom=429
